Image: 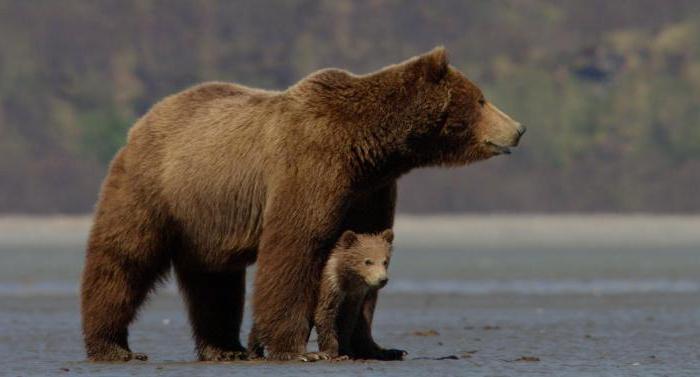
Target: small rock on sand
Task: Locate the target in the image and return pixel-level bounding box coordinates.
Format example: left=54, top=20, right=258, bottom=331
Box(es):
left=412, top=329, right=440, bottom=336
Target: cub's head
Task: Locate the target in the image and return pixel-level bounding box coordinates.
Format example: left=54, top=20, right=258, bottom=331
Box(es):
left=332, top=229, right=394, bottom=289
left=384, top=47, right=526, bottom=166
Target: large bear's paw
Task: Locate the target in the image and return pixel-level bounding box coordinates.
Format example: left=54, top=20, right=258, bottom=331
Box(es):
left=198, top=345, right=248, bottom=361
left=87, top=344, right=148, bottom=362
left=267, top=351, right=327, bottom=362
left=331, top=355, right=351, bottom=362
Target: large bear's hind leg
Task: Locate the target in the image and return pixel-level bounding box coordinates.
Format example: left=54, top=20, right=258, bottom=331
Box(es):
left=82, top=248, right=169, bottom=361
left=174, top=264, right=247, bottom=361
left=81, top=155, right=172, bottom=361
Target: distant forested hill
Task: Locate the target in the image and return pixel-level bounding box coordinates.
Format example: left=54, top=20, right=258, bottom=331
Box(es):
left=1, top=0, right=699, bottom=213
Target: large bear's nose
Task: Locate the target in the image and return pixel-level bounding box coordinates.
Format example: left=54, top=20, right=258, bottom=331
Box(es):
left=513, top=123, right=526, bottom=146
left=518, top=124, right=527, bottom=136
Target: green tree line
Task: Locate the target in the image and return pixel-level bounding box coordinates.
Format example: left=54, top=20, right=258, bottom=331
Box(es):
left=0, top=0, right=699, bottom=213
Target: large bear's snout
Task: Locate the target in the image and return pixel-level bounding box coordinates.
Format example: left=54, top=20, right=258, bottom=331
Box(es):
left=478, top=102, right=524, bottom=154
left=513, top=123, right=526, bottom=146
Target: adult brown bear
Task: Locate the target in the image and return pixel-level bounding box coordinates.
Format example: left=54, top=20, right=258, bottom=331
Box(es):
left=80, top=47, right=524, bottom=361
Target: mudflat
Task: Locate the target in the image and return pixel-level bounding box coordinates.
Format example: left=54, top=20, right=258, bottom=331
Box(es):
left=1, top=215, right=699, bottom=376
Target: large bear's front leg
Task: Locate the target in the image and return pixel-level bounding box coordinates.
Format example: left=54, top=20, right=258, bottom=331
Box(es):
left=252, top=177, right=348, bottom=361
left=343, top=182, right=406, bottom=360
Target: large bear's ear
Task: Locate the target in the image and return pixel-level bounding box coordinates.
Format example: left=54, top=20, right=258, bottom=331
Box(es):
left=380, top=229, right=394, bottom=244
left=337, top=230, right=358, bottom=249
left=416, top=46, right=449, bottom=83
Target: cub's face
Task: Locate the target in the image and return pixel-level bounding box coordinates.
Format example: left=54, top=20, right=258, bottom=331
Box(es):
left=334, top=229, right=394, bottom=289
left=356, top=246, right=391, bottom=288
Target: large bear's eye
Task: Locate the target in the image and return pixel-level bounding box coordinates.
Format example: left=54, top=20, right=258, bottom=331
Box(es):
left=446, top=122, right=467, bottom=133
left=478, top=98, right=486, bottom=107
left=383, top=260, right=389, bottom=267
left=364, top=259, right=374, bottom=266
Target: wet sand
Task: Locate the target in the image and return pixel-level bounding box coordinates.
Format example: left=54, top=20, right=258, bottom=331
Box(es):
left=1, top=215, right=700, bottom=376
left=4, top=293, right=700, bottom=376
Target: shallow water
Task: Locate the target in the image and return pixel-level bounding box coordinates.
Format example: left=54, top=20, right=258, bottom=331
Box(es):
left=1, top=215, right=699, bottom=376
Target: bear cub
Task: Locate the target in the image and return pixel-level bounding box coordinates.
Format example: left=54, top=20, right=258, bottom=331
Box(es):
left=247, top=229, right=400, bottom=361
left=314, top=229, right=403, bottom=360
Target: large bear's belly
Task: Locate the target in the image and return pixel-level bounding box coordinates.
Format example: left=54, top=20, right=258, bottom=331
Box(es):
left=175, top=154, right=265, bottom=230
left=167, top=169, right=267, bottom=268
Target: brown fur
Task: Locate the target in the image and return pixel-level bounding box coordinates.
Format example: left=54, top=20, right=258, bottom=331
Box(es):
left=80, top=47, right=524, bottom=361
left=314, top=230, right=404, bottom=360
left=247, top=229, right=400, bottom=361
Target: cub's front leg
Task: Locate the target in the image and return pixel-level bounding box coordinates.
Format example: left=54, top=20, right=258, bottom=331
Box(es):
left=351, top=290, right=407, bottom=360
left=342, top=184, right=406, bottom=360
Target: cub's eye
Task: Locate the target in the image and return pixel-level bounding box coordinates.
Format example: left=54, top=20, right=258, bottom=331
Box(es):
left=478, top=98, right=486, bottom=107
left=364, top=259, right=374, bottom=266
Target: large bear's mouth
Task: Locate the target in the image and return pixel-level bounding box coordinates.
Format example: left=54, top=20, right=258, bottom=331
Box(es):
left=477, top=102, right=525, bottom=156
left=485, top=141, right=513, bottom=155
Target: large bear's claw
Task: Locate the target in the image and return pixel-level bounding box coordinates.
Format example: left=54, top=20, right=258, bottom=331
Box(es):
left=267, top=352, right=327, bottom=362
left=88, top=349, right=149, bottom=362
left=198, top=346, right=248, bottom=361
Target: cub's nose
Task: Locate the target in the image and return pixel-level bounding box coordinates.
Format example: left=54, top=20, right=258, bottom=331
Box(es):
left=378, top=277, right=389, bottom=288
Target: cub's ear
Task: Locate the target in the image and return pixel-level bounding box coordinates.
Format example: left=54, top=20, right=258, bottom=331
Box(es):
left=417, top=46, right=449, bottom=83
left=380, top=229, right=394, bottom=244
left=337, top=230, right=358, bottom=249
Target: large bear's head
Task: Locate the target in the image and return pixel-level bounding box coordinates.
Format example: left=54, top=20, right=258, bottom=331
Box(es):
left=392, top=47, right=526, bottom=167
left=294, top=47, right=524, bottom=172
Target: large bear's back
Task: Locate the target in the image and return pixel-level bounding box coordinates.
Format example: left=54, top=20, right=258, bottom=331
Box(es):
left=124, top=82, right=278, bottom=253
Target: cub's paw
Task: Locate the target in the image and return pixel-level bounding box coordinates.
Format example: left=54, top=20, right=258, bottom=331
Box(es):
left=377, top=348, right=407, bottom=361
left=353, top=346, right=407, bottom=361
left=198, top=346, right=248, bottom=362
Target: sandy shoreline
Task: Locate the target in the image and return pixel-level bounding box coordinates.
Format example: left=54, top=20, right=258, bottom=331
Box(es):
left=2, top=213, right=700, bottom=247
